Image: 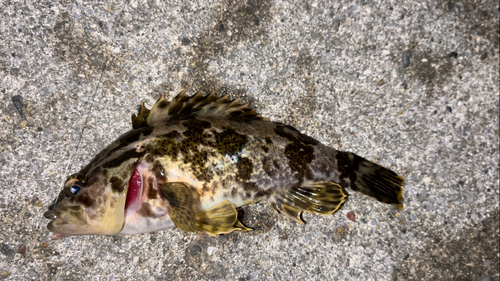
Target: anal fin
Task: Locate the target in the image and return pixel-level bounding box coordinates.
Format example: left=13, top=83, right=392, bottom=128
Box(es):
left=197, top=201, right=251, bottom=236
left=271, top=182, right=348, bottom=223
left=270, top=202, right=305, bottom=224
left=233, top=218, right=253, bottom=232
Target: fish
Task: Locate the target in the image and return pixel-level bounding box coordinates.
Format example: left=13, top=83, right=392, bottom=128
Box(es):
left=44, top=88, right=404, bottom=237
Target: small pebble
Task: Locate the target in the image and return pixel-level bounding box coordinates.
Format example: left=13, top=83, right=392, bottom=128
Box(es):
left=1, top=270, right=9, bottom=277
left=346, top=211, right=356, bottom=222
left=207, top=246, right=217, bottom=256
left=377, top=79, right=384, bottom=86
left=17, top=245, right=25, bottom=254
left=402, top=51, right=411, bottom=68
left=12, top=95, right=26, bottom=119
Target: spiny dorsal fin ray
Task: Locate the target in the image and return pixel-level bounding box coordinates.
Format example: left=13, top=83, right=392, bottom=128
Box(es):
left=131, top=102, right=151, bottom=129
left=132, top=87, right=266, bottom=129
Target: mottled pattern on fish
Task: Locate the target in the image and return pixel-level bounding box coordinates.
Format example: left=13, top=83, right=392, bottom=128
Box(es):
left=45, top=89, right=404, bottom=237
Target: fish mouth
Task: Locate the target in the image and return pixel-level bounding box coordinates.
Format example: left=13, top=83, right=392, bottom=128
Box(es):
left=124, top=162, right=146, bottom=215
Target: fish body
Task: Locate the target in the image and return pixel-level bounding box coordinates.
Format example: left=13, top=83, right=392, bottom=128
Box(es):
left=45, top=89, right=404, bottom=236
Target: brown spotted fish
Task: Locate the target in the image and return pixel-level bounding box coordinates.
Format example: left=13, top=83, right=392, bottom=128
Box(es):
left=44, top=89, right=404, bottom=237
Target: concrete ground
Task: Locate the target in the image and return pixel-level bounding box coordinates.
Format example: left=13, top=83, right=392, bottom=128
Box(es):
left=0, top=0, right=498, bottom=280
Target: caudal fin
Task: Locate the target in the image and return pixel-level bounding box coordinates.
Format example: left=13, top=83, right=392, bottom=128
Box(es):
left=269, top=152, right=404, bottom=224
left=337, top=152, right=404, bottom=209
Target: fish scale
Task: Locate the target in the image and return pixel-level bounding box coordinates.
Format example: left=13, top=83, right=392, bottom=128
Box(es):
left=44, top=88, right=404, bottom=237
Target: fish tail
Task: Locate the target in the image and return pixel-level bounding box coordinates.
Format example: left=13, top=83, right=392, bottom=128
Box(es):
left=269, top=151, right=404, bottom=224
left=337, top=152, right=404, bottom=209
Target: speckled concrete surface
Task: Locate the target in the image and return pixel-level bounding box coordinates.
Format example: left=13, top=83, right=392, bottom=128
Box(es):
left=0, top=0, right=498, bottom=280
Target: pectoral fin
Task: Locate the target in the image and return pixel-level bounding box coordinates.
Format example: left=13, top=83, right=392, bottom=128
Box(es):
left=158, top=182, right=197, bottom=233
left=158, top=182, right=250, bottom=236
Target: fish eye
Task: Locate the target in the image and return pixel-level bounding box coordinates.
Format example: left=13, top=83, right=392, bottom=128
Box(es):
left=65, top=185, right=81, bottom=198
left=70, top=186, right=81, bottom=195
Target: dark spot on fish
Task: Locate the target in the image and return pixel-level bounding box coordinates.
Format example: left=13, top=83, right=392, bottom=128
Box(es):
left=236, top=157, right=253, bottom=181
left=121, top=126, right=154, bottom=144
left=242, top=181, right=259, bottom=192
left=213, top=128, right=248, bottom=156
left=101, top=150, right=146, bottom=169
left=255, top=188, right=272, bottom=198
left=231, top=187, right=238, bottom=197
left=261, top=145, right=269, bottom=153
left=147, top=178, right=158, bottom=199
left=110, top=177, right=124, bottom=193
left=273, top=160, right=280, bottom=170
left=138, top=202, right=159, bottom=218
left=262, top=157, right=275, bottom=177
left=265, top=137, right=273, bottom=144
left=148, top=130, right=182, bottom=161
left=85, top=167, right=105, bottom=187
left=284, top=142, right=315, bottom=184
left=182, top=118, right=211, bottom=132
left=275, top=124, right=319, bottom=146
left=75, top=193, right=94, bottom=208
left=175, top=119, right=214, bottom=182
left=335, top=151, right=358, bottom=189
left=152, top=160, right=166, bottom=182
left=202, top=182, right=210, bottom=194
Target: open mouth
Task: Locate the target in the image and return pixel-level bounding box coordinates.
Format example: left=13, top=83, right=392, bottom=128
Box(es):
left=124, top=162, right=146, bottom=215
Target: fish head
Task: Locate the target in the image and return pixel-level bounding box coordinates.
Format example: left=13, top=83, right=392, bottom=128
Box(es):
left=44, top=165, right=130, bottom=236
left=44, top=125, right=179, bottom=236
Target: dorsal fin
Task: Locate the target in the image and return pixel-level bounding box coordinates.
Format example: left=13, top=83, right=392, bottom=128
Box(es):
left=132, top=87, right=266, bottom=129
